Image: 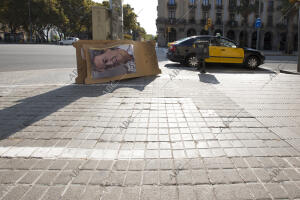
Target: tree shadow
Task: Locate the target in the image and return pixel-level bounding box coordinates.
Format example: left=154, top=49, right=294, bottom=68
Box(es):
left=164, top=64, right=198, bottom=72
left=0, top=76, right=157, bottom=140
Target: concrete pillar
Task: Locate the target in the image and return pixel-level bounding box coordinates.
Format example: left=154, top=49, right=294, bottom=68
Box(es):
left=92, top=7, right=111, bottom=40
left=157, top=27, right=166, bottom=47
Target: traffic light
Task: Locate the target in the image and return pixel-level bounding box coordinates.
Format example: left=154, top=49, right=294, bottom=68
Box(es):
left=207, top=18, right=212, bottom=27
left=204, top=25, right=208, bottom=31
left=167, top=27, right=171, bottom=32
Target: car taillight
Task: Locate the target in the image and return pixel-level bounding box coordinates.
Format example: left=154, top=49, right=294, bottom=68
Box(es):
left=169, top=45, right=176, bottom=52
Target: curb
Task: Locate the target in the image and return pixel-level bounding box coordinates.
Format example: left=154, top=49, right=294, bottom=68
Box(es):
left=279, top=69, right=300, bottom=75
left=264, top=54, right=297, bottom=56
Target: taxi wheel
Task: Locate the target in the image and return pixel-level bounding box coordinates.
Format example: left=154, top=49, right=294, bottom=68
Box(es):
left=246, top=56, right=259, bottom=70
left=187, top=55, right=199, bottom=68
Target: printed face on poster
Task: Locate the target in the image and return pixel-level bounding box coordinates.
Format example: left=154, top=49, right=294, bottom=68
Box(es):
left=89, top=44, right=136, bottom=79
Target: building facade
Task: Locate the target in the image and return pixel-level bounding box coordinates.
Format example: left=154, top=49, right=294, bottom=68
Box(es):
left=157, top=0, right=298, bottom=51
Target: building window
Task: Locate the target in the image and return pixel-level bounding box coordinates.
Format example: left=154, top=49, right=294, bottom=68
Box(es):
left=216, top=13, right=222, bottom=24
left=216, top=0, right=222, bottom=6
left=203, top=0, right=209, bottom=6
left=169, top=0, right=175, bottom=5
left=268, top=0, right=274, bottom=10
left=189, top=0, right=195, bottom=5
left=169, top=10, right=176, bottom=19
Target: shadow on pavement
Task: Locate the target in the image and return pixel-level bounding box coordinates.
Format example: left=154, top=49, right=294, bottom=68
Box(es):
left=0, top=76, right=157, bottom=140
left=164, top=63, right=276, bottom=74
left=198, top=73, right=220, bottom=84
left=164, top=64, right=198, bottom=72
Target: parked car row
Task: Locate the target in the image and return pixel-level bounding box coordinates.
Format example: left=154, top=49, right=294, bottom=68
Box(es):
left=58, top=37, right=79, bottom=45
left=167, top=35, right=265, bottom=69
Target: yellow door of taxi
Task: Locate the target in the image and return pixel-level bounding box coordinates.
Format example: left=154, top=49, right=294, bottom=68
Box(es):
left=218, top=38, right=244, bottom=63
left=205, top=38, right=244, bottom=64
left=205, top=45, right=223, bottom=63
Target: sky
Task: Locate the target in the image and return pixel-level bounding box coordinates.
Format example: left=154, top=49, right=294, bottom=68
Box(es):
left=94, top=0, right=157, bottom=35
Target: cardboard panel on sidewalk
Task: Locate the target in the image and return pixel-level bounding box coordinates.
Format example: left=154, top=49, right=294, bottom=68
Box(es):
left=73, top=40, right=161, bottom=84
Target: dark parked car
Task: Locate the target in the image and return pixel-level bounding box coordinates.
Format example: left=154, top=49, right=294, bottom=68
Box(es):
left=167, top=35, right=265, bottom=69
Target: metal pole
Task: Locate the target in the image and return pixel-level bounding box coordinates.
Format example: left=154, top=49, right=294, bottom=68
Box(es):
left=28, top=0, right=32, bottom=43
left=298, top=3, right=300, bottom=72
left=256, top=0, right=260, bottom=50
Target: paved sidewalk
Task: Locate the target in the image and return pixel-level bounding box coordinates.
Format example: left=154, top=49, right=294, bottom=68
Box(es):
left=0, top=60, right=300, bottom=199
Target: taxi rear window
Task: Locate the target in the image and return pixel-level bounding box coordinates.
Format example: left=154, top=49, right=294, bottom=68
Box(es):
left=180, top=37, right=209, bottom=46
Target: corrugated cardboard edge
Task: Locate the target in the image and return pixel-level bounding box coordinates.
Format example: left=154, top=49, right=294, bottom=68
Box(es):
left=73, top=40, right=161, bottom=85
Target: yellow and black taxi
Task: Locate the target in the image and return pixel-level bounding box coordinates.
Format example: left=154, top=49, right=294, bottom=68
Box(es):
left=167, top=35, right=265, bottom=69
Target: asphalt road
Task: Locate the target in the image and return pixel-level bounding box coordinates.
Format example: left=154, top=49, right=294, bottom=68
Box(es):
left=0, top=44, right=297, bottom=73
left=0, top=44, right=76, bottom=72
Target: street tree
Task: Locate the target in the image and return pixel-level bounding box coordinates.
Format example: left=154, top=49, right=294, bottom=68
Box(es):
left=0, top=0, right=28, bottom=41
left=237, top=0, right=258, bottom=47
left=278, top=0, right=297, bottom=54
left=123, top=4, right=137, bottom=33
left=29, top=0, right=67, bottom=42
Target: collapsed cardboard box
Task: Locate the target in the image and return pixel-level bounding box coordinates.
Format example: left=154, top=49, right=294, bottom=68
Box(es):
left=73, top=40, right=161, bottom=84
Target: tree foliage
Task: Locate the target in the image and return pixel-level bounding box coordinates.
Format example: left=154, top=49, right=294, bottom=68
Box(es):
left=278, top=0, right=297, bottom=53
left=0, top=0, right=146, bottom=42
left=122, top=4, right=147, bottom=40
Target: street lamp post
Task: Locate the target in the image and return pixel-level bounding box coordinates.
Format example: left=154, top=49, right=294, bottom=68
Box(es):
left=256, top=0, right=261, bottom=50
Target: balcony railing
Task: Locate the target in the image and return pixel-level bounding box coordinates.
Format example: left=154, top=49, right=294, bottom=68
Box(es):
left=167, top=2, right=177, bottom=9
left=177, top=19, right=187, bottom=24
left=189, top=4, right=197, bottom=8
left=156, top=17, right=167, bottom=24
left=168, top=18, right=177, bottom=24
left=227, top=20, right=238, bottom=27
left=202, top=4, right=211, bottom=11
left=156, top=17, right=187, bottom=25
left=216, top=4, right=223, bottom=10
